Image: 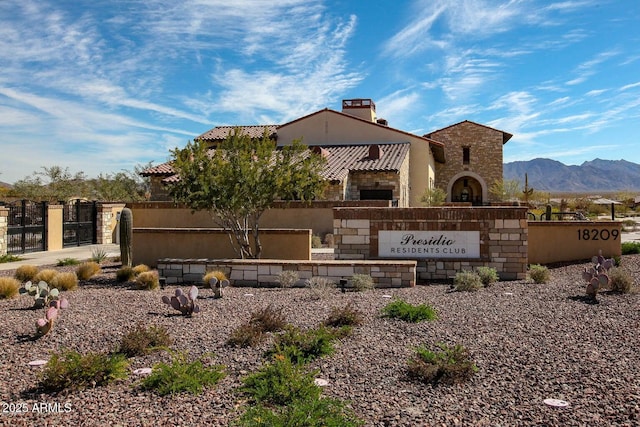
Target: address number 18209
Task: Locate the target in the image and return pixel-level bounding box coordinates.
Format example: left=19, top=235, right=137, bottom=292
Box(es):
left=577, top=229, right=619, bottom=241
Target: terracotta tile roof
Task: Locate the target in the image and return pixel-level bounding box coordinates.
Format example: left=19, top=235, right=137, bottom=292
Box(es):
left=140, top=162, right=174, bottom=176
left=318, top=143, right=410, bottom=182
left=196, top=125, right=278, bottom=142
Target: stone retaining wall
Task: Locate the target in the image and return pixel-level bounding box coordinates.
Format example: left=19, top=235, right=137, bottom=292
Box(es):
left=157, top=258, right=417, bottom=288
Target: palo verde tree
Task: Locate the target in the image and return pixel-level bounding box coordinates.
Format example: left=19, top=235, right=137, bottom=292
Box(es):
left=168, top=128, right=327, bottom=259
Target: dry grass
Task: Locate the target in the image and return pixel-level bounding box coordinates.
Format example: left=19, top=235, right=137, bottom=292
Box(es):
left=76, top=262, right=102, bottom=281
left=0, top=277, right=20, bottom=299
left=14, top=265, right=39, bottom=282
left=32, top=268, right=58, bottom=284
left=50, top=272, right=79, bottom=291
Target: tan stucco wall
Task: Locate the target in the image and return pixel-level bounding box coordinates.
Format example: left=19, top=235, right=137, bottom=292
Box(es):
left=277, top=110, right=435, bottom=207
left=430, top=122, right=504, bottom=204
left=528, top=221, right=622, bottom=265
left=132, top=228, right=311, bottom=267
left=47, top=205, right=64, bottom=251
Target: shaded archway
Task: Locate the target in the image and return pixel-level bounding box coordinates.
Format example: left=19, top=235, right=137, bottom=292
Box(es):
left=447, top=172, right=486, bottom=205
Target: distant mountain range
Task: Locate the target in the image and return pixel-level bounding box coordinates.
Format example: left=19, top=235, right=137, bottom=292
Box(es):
left=504, top=158, right=640, bottom=193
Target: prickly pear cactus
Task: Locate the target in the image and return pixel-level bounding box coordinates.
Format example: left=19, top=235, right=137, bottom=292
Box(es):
left=119, top=208, right=133, bottom=268
left=209, top=277, right=230, bottom=299
left=582, top=250, right=615, bottom=302
left=161, top=286, right=200, bottom=316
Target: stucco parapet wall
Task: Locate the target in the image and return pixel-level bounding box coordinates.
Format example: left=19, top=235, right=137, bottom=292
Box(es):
left=128, top=200, right=392, bottom=210
left=333, top=206, right=528, bottom=221
left=157, top=258, right=417, bottom=288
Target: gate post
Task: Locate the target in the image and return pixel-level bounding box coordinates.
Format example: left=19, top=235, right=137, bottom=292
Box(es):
left=0, top=207, right=8, bottom=256
left=47, top=204, right=64, bottom=251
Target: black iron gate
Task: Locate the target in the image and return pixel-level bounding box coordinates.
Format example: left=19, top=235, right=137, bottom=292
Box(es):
left=6, top=200, right=47, bottom=254
left=63, top=200, right=97, bottom=247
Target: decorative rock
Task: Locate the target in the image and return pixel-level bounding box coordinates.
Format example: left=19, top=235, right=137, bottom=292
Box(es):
left=28, top=359, right=48, bottom=367
left=314, top=378, right=329, bottom=387
left=133, top=368, right=153, bottom=375
left=543, top=398, right=569, bottom=407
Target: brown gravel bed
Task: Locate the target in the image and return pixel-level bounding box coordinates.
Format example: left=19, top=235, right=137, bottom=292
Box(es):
left=0, top=257, right=639, bottom=426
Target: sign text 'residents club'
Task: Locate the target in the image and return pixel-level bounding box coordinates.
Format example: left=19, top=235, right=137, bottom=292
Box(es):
left=378, top=231, right=480, bottom=259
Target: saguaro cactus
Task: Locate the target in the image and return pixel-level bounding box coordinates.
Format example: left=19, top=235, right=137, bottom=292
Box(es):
left=119, top=208, right=133, bottom=268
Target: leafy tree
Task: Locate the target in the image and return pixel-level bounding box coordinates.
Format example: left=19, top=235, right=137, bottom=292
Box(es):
left=168, top=129, right=326, bottom=259
left=420, top=187, right=446, bottom=206
left=489, top=179, right=521, bottom=202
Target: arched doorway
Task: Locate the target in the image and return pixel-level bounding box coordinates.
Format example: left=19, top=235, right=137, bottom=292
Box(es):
left=451, top=176, right=483, bottom=205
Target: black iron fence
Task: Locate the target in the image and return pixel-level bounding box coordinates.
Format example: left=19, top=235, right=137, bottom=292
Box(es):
left=62, top=200, right=97, bottom=247
left=5, top=200, right=47, bottom=254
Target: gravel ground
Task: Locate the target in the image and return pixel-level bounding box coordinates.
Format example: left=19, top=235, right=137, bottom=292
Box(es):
left=0, top=256, right=639, bottom=427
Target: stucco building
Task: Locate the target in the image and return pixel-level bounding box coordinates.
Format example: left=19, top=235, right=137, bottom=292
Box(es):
left=142, top=98, right=511, bottom=207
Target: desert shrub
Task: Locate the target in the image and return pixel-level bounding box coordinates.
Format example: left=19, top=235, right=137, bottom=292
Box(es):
left=140, top=352, right=225, bottom=396
left=50, top=272, right=79, bottom=291
left=0, top=277, right=20, bottom=299
left=381, top=299, right=437, bottom=322
left=237, top=396, right=363, bottom=427
left=227, top=323, right=264, bottom=348
left=306, top=276, right=335, bottom=300
left=351, top=273, right=374, bottom=292
left=311, top=235, right=323, bottom=248
left=407, top=342, right=478, bottom=385
left=76, top=262, right=101, bottom=281
left=135, top=271, right=160, bottom=290
left=324, top=233, right=334, bottom=248
left=277, top=270, right=299, bottom=288
left=242, top=355, right=321, bottom=406
left=0, top=254, right=22, bottom=263
left=475, top=266, right=499, bottom=286
left=621, top=219, right=637, bottom=232
left=269, top=326, right=341, bottom=365
left=323, top=303, right=363, bottom=328
left=132, top=264, right=150, bottom=275
left=250, top=305, right=287, bottom=332
left=453, top=271, right=483, bottom=292
left=90, top=247, right=109, bottom=263
left=622, top=242, right=640, bottom=255
left=116, top=266, right=136, bottom=283
left=32, top=269, right=58, bottom=284
left=608, top=267, right=634, bottom=293
left=57, top=257, right=80, bottom=266
left=528, top=264, right=550, bottom=284
left=203, top=270, right=227, bottom=284
left=14, top=265, right=39, bottom=282
left=119, top=324, right=173, bottom=357
left=40, top=349, right=129, bottom=392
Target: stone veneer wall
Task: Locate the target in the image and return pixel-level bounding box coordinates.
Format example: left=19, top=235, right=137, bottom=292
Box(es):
left=333, top=207, right=528, bottom=281
left=96, top=203, right=124, bottom=244
left=430, top=122, right=504, bottom=204
left=0, top=208, right=7, bottom=256
left=157, top=258, right=417, bottom=287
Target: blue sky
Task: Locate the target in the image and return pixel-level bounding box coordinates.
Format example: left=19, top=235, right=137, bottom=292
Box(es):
left=1, top=0, right=638, bottom=184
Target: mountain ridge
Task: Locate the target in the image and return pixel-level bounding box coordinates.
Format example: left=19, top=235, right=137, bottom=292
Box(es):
left=503, top=158, right=640, bottom=192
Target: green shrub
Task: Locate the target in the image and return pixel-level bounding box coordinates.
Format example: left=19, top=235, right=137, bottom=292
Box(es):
left=40, top=349, right=129, bottom=392
left=140, top=352, right=225, bottom=396
left=90, top=247, right=109, bottom=263
left=622, top=241, right=640, bottom=255
left=0, top=277, right=20, bottom=299
left=116, top=266, right=136, bottom=283
left=0, top=254, right=22, bottom=263
left=323, top=303, right=363, bottom=328
left=135, top=271, right=160, bottom=290
left=608, top=267, right=634, bottom=293
left=14, top=265, right=39, bottom=282
left=528, top=264, right=550, bottom=284
left=236, top=397, right=363, bottom=427
left=32, top=269, right=58, bottom=284
left=381, top=299, right=437, bottom=322
left=407, top=342, right=478, bottom=385
left=76, top=262, right=101, bottom=281
left=241, top=355, right=321, bottom=406
left=350, top=273, right=374, bottom=292
left=50, top=272, right=79, bottom=291
left=277, top=270, right=299, bottom=288
left=453, top=270, right=483, bottom=292
left=311, top=234, right=323, bottom=248
left=57, top=257, right=80, bottom=266
left=475, top=266, right=499, bottom=286
left=118, top=324, right=173, bottom=357
left=268, top=326, right=340, bottom=365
